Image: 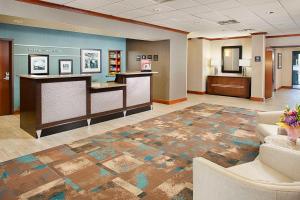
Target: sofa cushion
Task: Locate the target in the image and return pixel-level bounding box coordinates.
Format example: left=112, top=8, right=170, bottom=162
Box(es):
left=228, top=159, right=294, bottom=183
left=256, top=124, right=278, bottom=140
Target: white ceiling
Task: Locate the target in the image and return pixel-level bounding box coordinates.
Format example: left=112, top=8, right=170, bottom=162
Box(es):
left=41, top=0, right=300, bottom=38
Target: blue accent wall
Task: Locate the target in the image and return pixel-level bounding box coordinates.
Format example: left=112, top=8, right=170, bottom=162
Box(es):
left=0, top=23, right=126, bottom=110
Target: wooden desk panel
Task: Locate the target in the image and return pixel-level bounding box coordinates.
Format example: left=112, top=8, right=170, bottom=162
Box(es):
left=207, top=76, right=251, bottom=98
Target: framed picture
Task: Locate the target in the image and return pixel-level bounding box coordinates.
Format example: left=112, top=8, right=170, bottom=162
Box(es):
left=147, top=55, right=152, bottom=60
left=278, top=53, right=282, bottom=69
left=153, top=55, right=159, bottom=61
left=80, top=49, right=102, bottom=73
left=59, top=59, right=73, bottom=74
left=136, top=55, right=141, bottom=61
left=142, top=55, right=147, bottom=59
left=28, top=54, right=49, bottom=75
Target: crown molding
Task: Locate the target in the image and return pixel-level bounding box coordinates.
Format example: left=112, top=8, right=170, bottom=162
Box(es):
left=188, top=35, right=251, bottom=41
left=266, top=34, right=300, bottom=38
left=17, top=0, right=189, bottom=35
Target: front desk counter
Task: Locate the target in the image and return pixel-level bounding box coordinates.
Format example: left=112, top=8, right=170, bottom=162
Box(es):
left=20, top=72, right=157, bottom=138
left=115, top=71, right=158, bottom=115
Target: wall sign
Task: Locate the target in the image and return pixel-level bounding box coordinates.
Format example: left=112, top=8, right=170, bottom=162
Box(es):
left=255, top=56, right=261, bottom=62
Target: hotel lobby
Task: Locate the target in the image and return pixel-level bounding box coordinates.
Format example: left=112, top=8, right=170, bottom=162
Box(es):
left=0, top=0, right=300, bottom=199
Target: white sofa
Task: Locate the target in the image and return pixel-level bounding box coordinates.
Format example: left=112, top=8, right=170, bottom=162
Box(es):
left=256, top=111, right=284, bottom=142
left=193, top=144, right=300, bottom=200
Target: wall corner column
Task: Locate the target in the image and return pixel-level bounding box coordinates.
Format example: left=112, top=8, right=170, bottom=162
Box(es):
left=250, top=32, right=267, bottom=101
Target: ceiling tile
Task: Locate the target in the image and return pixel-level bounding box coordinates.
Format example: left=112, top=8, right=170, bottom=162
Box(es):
left=205, top=0, right=241, bottom=10
left=162, top=0, right=199, bottom=9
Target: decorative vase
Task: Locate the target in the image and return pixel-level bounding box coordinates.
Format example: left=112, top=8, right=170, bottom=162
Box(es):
left=285, top=127, right=300, bottom=143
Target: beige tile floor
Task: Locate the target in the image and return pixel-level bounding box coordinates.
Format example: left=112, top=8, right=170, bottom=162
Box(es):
left=0, top=89, right=299, bottom=163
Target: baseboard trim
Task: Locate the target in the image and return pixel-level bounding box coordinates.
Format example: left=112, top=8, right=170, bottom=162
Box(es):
left=278, top=86, right=293, bottom=89
left=250, top=97, right=265, bottom=102
left=153, top=97, right=187, bottom=105
left=187, top=90, right=206, bottom=95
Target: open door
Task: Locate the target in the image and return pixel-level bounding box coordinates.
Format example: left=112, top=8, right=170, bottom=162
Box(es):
left=265, top=49, right=273, bottom=99
left=0, top=39, right=13, bottom=115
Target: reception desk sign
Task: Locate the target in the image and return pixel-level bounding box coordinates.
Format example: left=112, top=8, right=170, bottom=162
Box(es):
left=141, top=59, right=152, bottom=72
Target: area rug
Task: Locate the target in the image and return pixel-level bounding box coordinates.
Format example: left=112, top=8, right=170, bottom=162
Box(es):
left=0, top=103, right=260, bottom=200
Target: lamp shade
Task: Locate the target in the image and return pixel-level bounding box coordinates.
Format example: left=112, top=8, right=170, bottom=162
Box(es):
left=239, top=59, right=251, bottom=67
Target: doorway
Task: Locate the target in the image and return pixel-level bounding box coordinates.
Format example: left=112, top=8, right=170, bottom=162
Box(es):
left=0, top=39, right=13, bottom=115
left=292, top=51, right=300, bottom=89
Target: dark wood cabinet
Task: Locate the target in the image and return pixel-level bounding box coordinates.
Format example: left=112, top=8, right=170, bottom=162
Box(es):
left=207, top=76, right=251, bottom=98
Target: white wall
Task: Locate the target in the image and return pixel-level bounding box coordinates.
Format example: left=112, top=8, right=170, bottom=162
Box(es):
left=251, top=34, right=266, bottom=99
left=267, top=36, right=300, bottom=47
left=187, top=39, right=210, bottom=92
left=210, top=38, right=252, bottom=76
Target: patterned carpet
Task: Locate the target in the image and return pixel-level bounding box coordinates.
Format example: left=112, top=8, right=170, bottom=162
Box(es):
left=0, top=104, right=260, bottom=200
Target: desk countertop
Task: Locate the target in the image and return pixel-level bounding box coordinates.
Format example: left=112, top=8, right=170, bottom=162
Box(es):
left=91, top=82, right=126, bottom=89
left=19, top=74, right=92, bottom=79
left=117, top=71, right=158, bottom=76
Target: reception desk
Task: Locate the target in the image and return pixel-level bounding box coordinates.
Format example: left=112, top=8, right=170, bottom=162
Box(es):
left=207, top=75, right=251, bottom=98
left=20, top=72, right=156, bottom=138
left=115, top=72, right=157, bottom=115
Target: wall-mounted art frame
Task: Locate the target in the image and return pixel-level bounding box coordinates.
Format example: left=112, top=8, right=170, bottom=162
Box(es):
left=277, top=53, right=282, bottom=69
left=136, top=55, right=141, bottom=61
left=28, top=54, right=49, bottom=75
left=147, top=55, right=152, bottom=60
left=59, top=59, right=73, bottom=75
left=221, top=46, right=242, bottom=73
left=153, top=55, right=159, bottom=61
left=142, top=55, right=147, bottom=59
left=80, top=49, right=102, bottom=73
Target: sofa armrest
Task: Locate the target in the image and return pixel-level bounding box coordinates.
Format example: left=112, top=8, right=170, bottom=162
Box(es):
left=259, top=144, right=300, bottom=181
left=193, top=157, right=274, bottom=200
left=193, top=157, right=300, bottom=200
left=257, top=111, right=283, bottom=125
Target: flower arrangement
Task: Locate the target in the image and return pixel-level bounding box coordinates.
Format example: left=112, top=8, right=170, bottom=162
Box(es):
left=278, top=105, right=300, bottom=128
left=277, top=105, right=300, bottom=143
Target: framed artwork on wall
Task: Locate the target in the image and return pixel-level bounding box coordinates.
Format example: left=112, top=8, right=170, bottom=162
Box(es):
left=147, top=55, right=152, bottom=60
left=28, top=54, right=49, bottom=75
left=142, top=55, right=146, bottom=59
left=153, top=55, right=159, bottom=61
left=136, top=55, right=141, bottom=61
left=277, top=53, right=282, bottom=69
left=80, top=49, right=102, bottom=73
left=59, top=59, right=73, bottom=74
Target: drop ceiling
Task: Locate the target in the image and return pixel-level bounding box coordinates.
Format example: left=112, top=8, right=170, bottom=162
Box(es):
left=41, top=0, right=300, bottom=38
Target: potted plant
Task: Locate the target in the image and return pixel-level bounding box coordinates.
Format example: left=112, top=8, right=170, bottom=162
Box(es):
left=277, top=105, right=300, bottom=143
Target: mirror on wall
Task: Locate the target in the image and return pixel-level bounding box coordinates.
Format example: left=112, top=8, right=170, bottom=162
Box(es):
left=222, top=46, right=242, bottom=73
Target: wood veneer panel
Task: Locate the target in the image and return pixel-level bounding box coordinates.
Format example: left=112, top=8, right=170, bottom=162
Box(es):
left=207, top=76, right=251, bottom=98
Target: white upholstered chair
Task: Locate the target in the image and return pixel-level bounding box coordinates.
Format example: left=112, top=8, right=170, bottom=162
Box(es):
left=193, top=144, right=300, bottom=200
left=256, top=111, right=284, bottom=142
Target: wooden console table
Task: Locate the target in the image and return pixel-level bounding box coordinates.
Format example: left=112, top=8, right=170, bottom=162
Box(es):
left=207, top=76, right=251, bottom=98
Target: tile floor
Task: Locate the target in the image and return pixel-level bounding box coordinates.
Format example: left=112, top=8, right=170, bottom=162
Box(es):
left=0, top=89, right=299, bottom=163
